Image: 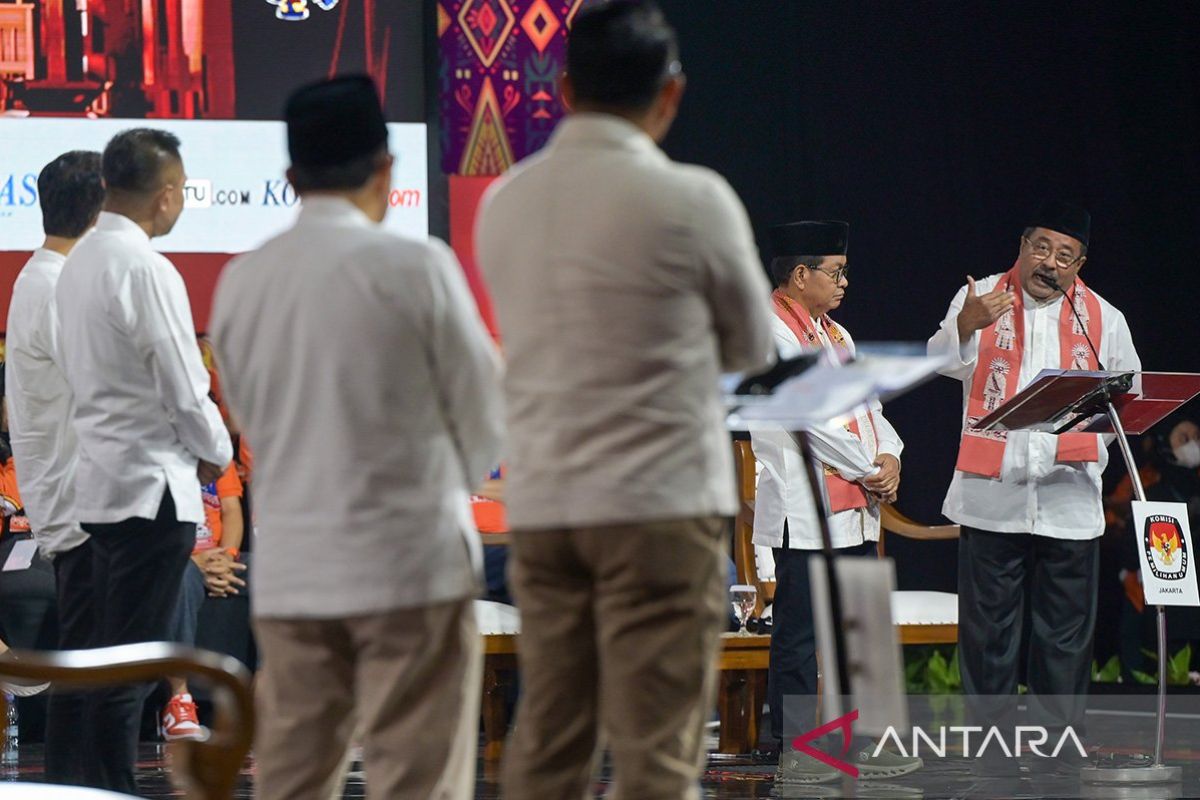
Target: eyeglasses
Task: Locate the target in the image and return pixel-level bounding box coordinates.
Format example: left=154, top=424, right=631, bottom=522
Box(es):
left=1022, top=236, right=1083, bottom=269
left=808, top=264, right=849, bottom=283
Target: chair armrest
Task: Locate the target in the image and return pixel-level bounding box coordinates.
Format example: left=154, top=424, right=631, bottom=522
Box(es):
left=880, top=503, right=961, bottom=541
left=0, top=643, right=253, bottom=800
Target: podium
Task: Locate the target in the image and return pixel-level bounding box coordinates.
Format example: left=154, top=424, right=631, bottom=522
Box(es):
left=974, top=369, right=1200, bottom=785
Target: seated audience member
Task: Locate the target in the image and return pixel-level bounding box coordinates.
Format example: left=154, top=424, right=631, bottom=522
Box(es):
left=474, top=468, right=511, bottom=605
left=0, top=371, right=58, bottom=663
left=162, top=382, right=247, bottom=741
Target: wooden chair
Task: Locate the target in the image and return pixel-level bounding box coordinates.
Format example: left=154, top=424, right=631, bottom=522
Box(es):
left=0, top=642, right=254, bottom=799
left=732, top=439, right=959, bottom=645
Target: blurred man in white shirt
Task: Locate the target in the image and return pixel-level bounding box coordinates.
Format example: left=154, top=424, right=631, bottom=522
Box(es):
left=5, top=150, right=104, bottom=786
left=477, top=3, right=774, bottom=796
left=212, top=76, right=502, bottom=800
left=56, top=129, right=232, bottom=794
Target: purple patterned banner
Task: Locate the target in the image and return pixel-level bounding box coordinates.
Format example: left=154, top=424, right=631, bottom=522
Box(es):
left=438, top=0, right=598, bottom=176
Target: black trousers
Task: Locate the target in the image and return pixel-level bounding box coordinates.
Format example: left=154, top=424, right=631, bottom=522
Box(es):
left=958, top=526, right=1098, bottom=734
left=768, top=524, right=874, bottom=742
left=45, top=538, right=96, bottom=785
left=0, top=532, right=57, bottom=651
left=80, top=491, right=195, bottom=794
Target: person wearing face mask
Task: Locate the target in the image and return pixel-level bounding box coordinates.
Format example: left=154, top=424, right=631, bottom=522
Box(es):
left=1112, top=414, right=1200, bottom=682
left=928, top=199, right=1141, bottom=776
left=1170, top=425, right=1200, bottom=474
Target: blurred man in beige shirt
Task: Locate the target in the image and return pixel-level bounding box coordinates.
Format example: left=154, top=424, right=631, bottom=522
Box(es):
left=212, top=76, right=502, bottom=800
left=477, top=3, right=774, bottom=797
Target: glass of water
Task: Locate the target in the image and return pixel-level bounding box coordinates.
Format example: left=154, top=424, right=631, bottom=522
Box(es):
left=730, top=584, right=758, bottom=636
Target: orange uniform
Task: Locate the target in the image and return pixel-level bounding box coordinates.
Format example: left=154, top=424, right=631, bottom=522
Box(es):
left=0, top=456, right=30, bottom=533
left=195, top=463, right=243, bottom=553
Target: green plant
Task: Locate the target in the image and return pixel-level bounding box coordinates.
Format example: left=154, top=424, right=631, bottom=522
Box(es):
left=1092, top=655, right=1120, bottom=683
left=903, top=645, right=962, bottom=694
left=926, top=648, right=962, bottom=694
left=905, top=648, right=931, bottom=693
left=1134, top=643, right=1193, bottom=686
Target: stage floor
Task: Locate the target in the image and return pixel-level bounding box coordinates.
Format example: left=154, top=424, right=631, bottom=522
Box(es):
left=2, top=743, right=1198, bottom=799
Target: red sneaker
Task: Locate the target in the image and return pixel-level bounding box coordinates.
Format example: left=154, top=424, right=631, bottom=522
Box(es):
left=161, top=693, right=208, bottom=742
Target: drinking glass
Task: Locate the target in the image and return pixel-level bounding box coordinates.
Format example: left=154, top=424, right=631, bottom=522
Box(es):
left=730, top=584, right=758, bottom=636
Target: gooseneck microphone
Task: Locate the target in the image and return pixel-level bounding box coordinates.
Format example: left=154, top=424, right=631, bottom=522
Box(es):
left=1036, top=273, right=1106, bottom=370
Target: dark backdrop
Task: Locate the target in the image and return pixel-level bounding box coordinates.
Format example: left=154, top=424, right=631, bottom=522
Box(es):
left=657, top=1, right=1200, bottom=596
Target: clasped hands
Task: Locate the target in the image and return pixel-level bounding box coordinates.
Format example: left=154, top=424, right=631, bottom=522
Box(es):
left=193, top=548, right=247, bottom=598
left=862, top=453, right=900, bottom=505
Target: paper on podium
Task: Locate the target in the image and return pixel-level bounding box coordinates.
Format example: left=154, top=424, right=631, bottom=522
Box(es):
left=810, top=555, right=908, bottom=737
left=973, top=369, right=1200, bottom=437
left=971, top=369, right=1133, bottom=435
left=724, top=343, right=950, bottom=430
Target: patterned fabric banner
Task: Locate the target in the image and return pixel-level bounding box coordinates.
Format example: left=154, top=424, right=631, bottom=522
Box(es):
left=438, top=0, right=597, bottom=176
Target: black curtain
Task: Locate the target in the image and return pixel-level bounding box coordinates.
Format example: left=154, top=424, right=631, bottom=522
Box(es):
left=657, top=1, right=1200, bottom=593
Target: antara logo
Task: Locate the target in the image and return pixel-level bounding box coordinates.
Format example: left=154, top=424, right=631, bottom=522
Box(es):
left=266, top=0, right=339, bottom=22
left=874, top=723, right=1088, bottom=760
left=792, top=710, right=1088, bottom=778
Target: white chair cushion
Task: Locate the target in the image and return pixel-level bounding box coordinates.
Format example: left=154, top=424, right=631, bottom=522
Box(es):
left=761, top=590, right=958, bottom=628
left=475, top=599, right=520, bottom=635
left=890, top=590, right=958, bottom=626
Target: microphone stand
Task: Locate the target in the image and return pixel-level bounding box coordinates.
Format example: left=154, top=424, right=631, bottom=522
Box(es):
left=1041, top=274, right=1180, bottom=783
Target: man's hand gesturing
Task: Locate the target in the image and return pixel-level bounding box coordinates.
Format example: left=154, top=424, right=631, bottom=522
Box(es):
left=956, top=276, right=1014, bottom=341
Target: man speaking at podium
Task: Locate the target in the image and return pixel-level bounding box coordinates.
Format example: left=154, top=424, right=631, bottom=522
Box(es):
left=928, top=200, right=1140, bottom=773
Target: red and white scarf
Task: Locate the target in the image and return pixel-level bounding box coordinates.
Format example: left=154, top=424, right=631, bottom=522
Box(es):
left=772, top=289, right=877, bottom=512
left=956, top=265, right=1103, bottom=478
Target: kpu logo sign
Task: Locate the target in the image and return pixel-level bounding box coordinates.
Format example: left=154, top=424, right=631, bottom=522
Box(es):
left=1145, top=514, right=1187, bottom=580
left=1133, top=501, right=1200, bottom=605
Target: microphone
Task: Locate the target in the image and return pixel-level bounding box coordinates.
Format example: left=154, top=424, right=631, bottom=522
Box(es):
left=732, top=350, right=822, bottom=396
left=1036, top=273, right=1105, bottom=370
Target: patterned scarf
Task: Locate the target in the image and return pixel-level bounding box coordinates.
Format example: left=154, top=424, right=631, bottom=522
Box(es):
left=771, top=289, right=876, bottom=512
left=956, top=265, right=1103, bottom=478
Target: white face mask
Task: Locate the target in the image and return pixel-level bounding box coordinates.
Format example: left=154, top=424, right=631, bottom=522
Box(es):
left=1173, top=440, right=1200, bottom=469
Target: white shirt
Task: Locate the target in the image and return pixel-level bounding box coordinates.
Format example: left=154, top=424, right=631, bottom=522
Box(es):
left=751, top=314, right=903, bottom=551
left=211, top=197, right=504, bottom=619
left=477, top=114, right=775, bottom=530
left=56, top=212, right=232, bottom=525
left=4, top=249, right=87, bottom=558
left=928, top=273, right=1141, bottom=540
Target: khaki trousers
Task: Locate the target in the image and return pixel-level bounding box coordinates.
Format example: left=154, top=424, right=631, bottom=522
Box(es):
left=502, top=516, right=728, bottom=800
left=253, top=598, right=481, bottom=800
